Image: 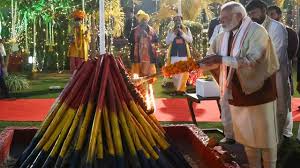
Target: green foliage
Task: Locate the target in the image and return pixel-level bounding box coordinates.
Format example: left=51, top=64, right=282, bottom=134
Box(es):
left=4, top=74, right=30, bottom=91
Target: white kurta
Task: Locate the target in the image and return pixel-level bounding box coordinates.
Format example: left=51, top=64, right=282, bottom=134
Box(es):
left=263, top=18, right=290, bottom=140
left=230, top=101, right=278, bottom=148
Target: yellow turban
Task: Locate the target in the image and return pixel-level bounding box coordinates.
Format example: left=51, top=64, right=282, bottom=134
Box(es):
left=136, top=10, right=150, bottom=22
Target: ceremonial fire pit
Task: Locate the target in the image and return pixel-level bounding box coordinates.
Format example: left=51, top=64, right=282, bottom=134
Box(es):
left=0, top=125, right=239, bottom=168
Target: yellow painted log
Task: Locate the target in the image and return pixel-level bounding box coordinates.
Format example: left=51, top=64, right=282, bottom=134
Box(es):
left=122, top=102, right=143, bottom=150
left=59, top=102, right=92, bottom=157
left=137, top=105, right=165, bottom=138
left=36, top=103, right=69, bottom=149
left=96, top=118, right=104, bottom=159
left=43, top=107, right=74, bottom=151
left=75, top=101, right=96, bottom=151
left=103, top=105, right=115, bottom=156
left=48, top=107, right=77, bottom=157
left=110, top=107, right=124, bottom=156
left=117, top=102, right=136, bottom=156
left=87, top=107, right=103, bottom=162
left=129, top=101, right=170, bottom=150
left=131, top=116, right=159, bottom=160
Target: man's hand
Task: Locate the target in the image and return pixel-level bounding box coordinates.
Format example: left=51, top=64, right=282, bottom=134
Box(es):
left=177, top=28, right=183, bottom=36
left=297, top=82, right=300, bottom=93
left=198, top=55, right=222, bottom=66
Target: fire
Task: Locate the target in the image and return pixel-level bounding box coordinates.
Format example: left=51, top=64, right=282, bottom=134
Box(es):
left=133, top=73, right=139, bottom=79
left=149, top=84, right=156, bottom=111
left=145, top=84, right=156, bottom=111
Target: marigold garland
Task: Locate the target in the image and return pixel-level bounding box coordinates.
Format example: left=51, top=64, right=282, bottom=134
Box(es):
left=162, top=58, right=200, bottom=77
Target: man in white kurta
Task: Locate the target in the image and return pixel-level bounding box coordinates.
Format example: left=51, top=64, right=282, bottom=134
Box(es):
left=199, top=2, right=279, bottom=168
left=165, top=15, right=193, bottom=95
left=246, top=0, right=290, bottom=144
left=267, top=5, right=298, bottom=140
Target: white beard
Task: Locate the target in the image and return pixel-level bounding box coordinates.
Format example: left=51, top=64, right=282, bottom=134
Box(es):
left=222, top=18, right=239, bottom=32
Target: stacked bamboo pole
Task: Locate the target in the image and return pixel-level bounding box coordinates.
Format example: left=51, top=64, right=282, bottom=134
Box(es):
left=16, top=55, right=191, bottom=168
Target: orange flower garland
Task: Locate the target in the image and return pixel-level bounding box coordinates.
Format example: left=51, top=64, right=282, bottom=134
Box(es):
left=162, top=58, right=200, bottom=77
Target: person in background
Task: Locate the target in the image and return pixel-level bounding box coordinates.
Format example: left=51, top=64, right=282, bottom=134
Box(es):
left=208, top=17, right=220, bottom=41
left=246, top=0, right=290, bottom=145
left=68, top=10, right=90, bottom=74
left=165, top=13, right=193, bottom=96
left=129, top=10, right=158, bottom=79
left=267, top=5, right=299, bottom=140
left=0, top=37, right=10, bottom=99
left=199, top=2, right=279, bottom=167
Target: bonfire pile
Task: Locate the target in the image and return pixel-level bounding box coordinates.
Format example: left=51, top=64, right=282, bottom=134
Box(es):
left=16, top=55, right=191, bottom=168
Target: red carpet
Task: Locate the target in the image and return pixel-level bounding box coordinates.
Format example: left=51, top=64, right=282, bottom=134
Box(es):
left=1, top=98, right=300, bottom=122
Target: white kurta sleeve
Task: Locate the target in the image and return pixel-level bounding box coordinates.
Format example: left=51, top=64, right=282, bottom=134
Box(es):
left=181, top=28, right=193, bottom=43
left=268, top=23, right=288, bottom=64
left=165, top=31, right=176, bottom=45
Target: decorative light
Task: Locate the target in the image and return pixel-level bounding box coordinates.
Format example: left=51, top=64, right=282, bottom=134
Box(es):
left=28, top=56, right=34, bottom=64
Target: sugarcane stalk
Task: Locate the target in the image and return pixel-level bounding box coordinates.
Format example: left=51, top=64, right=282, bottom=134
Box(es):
left=43, top=70, right=95, bottom=168
left=129, top=115, right=159, bottom=160
left=35, top=61, right=94, bottom=148
left=103, top=104, right=115, bottom=156
left=86, top=106, right=103, bottom=166
left=110, top=75, right=142, bottom=168
left=29, top=108, right=74, bottom=168
left=121, top=101, right=149, bottom=158
left=96, top=115, right=104, bottom=159
left=137, top=105, right=165, bottom=138
left=41, top=109, right=76, bottom=168
left=21, top=62, right=95, bottom=168
left=15, top=62, right=89, bottom=167
left=129, top=101, right=169, bottom=149
left=71, top=56, right=109, bottom=168
left=107, top=79, right=124, bottom=167
left=55, top=103, right=86, bottom=168
left=110, top=69, right=157, bottom=147
left=149, top=114, right=166, bottom=134
left=110, top=56, right=170, bottom=150
left=85, top=60, right=105, bottom=167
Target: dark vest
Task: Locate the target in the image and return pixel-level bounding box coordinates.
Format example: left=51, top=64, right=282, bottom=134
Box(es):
left=170, top=36, right=188, bottom=57
left=228, top=72, right=277, bottom=106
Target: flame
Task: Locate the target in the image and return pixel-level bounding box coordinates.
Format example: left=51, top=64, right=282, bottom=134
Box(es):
left=145, top=85, right=151, bottom=110
left=149, top=84, right=156, bottom=111
left=145, top=84, right=156, bottom=111
left=133, top=73, right=139, bottom=79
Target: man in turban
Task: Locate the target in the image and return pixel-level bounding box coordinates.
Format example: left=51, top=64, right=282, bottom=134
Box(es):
left=129, top=10, right=159, bottom=79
